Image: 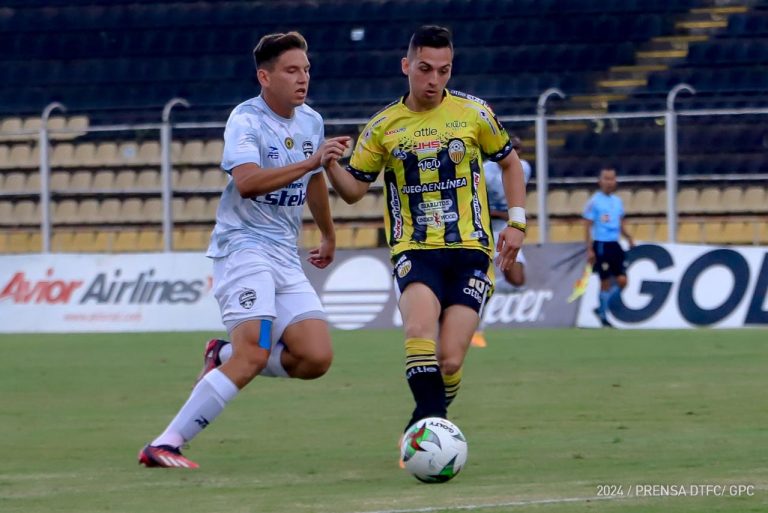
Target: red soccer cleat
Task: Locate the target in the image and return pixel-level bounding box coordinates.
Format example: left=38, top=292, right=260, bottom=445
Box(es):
left=138, top=444, right=199, bottom=469
left=194, top=338, right=229, bottom=385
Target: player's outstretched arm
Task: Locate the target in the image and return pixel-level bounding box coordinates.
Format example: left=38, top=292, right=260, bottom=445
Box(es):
left=306, top=172, right=335, bottom=269
left=231, top=136, right=351, bottom=198
left=584, top=219, right=595, bottom=263
left=495, top=150, right=526, bottom=271
left=324, top=160, right=371, bottom=204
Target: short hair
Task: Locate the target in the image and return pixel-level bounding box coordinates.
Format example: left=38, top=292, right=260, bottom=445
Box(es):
left=253, top=31, right=308, bottom=69
left=408, top=25, right=453, bottom=58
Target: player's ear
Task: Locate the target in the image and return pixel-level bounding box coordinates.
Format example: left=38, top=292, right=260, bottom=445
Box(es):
left=401, top=57, right=409, bottom=76
left=256, top=68, right=270, bottom=88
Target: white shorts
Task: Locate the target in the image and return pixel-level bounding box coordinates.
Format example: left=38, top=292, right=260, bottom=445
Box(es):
left=212, top=248, right=326, bottom=345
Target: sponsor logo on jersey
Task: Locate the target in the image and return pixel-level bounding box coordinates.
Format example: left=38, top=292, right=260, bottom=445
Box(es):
left=392, top=147, right=408, bottom=160
left=385, top=127, right=406, bottom=136
left=239, top=289, right=257, bottom=309
left=448, top=139, right=466, bottom=164
left=419, top=199, right=453, bottom=212
left=284, top=137, right=294, bottom=149
left=445, top=120, right=468, bottom=129
left=401, top=177, right=467, bottom=194
left=389, top=182, right=403, bottom=239
left=302, top=140, right=314, bottom=159
left=253, top=188, right=307, bottom=207
left=416, top=211, right=458, bottom=228
left=414, top=127, right=438, bottom=137
left=417, top=157, right=441, bottom=171
left=268, top=146, right=280, bottom=160
left=413, top=140, right=441, bottom=153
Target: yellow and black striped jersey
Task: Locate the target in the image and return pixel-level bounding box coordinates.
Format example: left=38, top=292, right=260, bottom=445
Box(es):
left=347, top=90, right=512, bottom=256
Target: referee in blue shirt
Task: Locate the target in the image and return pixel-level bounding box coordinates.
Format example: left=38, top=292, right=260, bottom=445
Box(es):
left=583, top=166, right=634, bottom=327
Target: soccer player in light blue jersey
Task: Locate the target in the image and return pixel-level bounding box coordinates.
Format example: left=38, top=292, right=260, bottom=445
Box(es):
left=139, top=32, right=350, bottom=468
left=583, top=166, right=634, bottom=328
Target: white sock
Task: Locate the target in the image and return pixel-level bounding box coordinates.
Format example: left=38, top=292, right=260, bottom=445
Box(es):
left=219, top=342, right=233, bottom=363
left=259, top=341, right=289, bottom=378
left=151, top=369, right=239, bottom=448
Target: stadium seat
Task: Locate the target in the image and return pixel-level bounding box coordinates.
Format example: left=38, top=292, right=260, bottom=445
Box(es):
left=53, top=199, right=79, bottom=225
left=92, top=170, right=115, bottom=190
left=698, top=187, right=723, bottom=214
left=301, top=225, right=321, bottom=249
left=742, top=186, right=766, bottom=213
left=335, top=226, right=355, bottom=248
left=136, top=169, right=160, bottom=190
left=548, top=190, right=570, bottom=216
left=114, top=170, right=137, bottom=190
left=677, top=188, right=700, bottom=214
left=677, top=221, right=702, bottom=243
left=354, top=227, right=378, bottom=247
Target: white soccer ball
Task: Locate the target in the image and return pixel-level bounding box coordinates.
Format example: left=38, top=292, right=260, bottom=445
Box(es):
left=400, top=417, right=468, bottom=483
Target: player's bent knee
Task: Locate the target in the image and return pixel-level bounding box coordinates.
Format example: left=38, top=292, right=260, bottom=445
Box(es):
left=404, top=322, right=436, bottom=340
left=299, top=351, right=332, bottom=379
left=439, top=358, right=463, bottom=377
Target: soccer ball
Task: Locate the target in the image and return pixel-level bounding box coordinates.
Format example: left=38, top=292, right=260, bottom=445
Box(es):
left=400, top=417, right=468, bottom=483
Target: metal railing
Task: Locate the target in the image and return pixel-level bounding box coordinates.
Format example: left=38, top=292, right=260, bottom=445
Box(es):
left=2, top=86, right=766, bottom=252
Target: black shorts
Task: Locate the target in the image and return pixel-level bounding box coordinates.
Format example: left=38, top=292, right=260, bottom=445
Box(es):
left=592, top=241, right=626, bottom=280
left=392, top=248, right=492, bottom=314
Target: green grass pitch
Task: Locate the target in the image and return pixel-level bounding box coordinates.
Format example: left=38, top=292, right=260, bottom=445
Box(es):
left=1, top=329, right=766, bottom=513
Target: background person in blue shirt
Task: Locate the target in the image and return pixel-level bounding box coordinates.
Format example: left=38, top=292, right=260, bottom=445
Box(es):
left=583, top=166, right=634, bottom=327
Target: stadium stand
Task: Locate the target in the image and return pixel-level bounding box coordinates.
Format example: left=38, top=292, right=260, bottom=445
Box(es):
left=0, top=0, right=766, bottom=252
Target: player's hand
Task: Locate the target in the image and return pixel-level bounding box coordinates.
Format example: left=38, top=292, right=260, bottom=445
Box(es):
left=495, top=226, right=524, bottom=272
left=587, top=247, right=596, bottom=264
left=307, top=235, right=335, bottom=269
left=317, top=136, right=351, bottom=169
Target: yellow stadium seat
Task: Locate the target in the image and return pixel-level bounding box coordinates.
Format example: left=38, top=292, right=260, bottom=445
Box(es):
left=699, top=187, right=722, bottom=214
left=136, top=169, right=160, bottom=190
left=677, top=221, right=702, bottom=243
left=677, top=188, right=700, bottom=214
left=758, top=222, right=768, bottom=244
left=114, top=170, right=137, bottom=190
left=71, top=230, right=96, bottom=252
left=137, top=230, right=163, bottom=251
left=631, top=188, right=658, bottom=215
left=721, top=186, right=744, bottom=213
left=723, top=221, right=755, bottom=245
left=548, top=190, right=570, bottom=216
left=525, top=190, right=539, bottom=215
left=336, top=226, right=355, bottom=248
left=51, top=231, right=75, bottom=252
left=301, top=226, right=321, bottom=248
left=113, top=230, right=140, bottom=252
left=77, top=199, right=100, bottom=224
left=743, top=186, right=766, bottom=213
left=703, top=221, right=729, bottom=244
left=354, top=227, right=379, bottom=247
left=92, top=170, right=116, bottom=190
left=567, top=189, right=590, bottom=216
left=0, top=231, right=9, bottom=253
left=92, top=230, right=113, bottom=252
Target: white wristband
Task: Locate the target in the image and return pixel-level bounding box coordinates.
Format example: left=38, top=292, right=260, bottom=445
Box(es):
left=508, top=207, right=526, bottom=224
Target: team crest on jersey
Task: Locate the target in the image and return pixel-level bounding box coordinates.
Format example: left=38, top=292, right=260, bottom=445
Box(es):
left=302, top=140, right=314, bottom=158
left=285, top=137, right=295, bottom=149
left=448, top=139, right=466, bottom=164
left=239, top=289, right=257, bottom=309
left=395, top=257, right=412, bottom=278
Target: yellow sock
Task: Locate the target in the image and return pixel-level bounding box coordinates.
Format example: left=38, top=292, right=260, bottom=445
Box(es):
left=443, top=367, right=463, bottom=407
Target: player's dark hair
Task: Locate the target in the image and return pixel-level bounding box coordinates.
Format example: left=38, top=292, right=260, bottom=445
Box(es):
left=253, top=31, right=308, bottom=70
left=408, top=25, right=453, bottom=57
left=600, top=165, right=617, bottom=175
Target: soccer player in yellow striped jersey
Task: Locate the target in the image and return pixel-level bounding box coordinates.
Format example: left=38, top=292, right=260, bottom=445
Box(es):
left=324, top=26, right=527, bottom=434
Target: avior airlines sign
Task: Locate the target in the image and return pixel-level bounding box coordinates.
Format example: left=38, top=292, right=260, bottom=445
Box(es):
left=578, top=243, right=768, bottom=329
left=0, top=253, right=220, bottom=332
